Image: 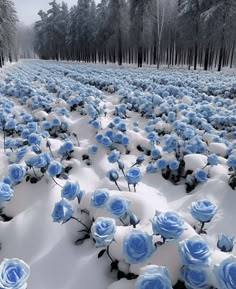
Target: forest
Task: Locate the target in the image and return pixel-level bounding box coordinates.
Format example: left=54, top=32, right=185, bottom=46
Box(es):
left=1, top=0, right=236, bottom=70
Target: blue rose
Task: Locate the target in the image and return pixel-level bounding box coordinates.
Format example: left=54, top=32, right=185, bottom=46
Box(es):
left=190, top=200, right=218, bottom=223
left=194, top=170, right=208, bottom=183
left=91, top=217, right=116, bottom=248
left=147, top=132, right=158, bottom=142
left=42, top=121, right=52, bottom=130
left=61, top=181, right=80, bottom=201
left=151, top=149, right=161, bottom=160
left=0, top=182, right=13, bottom=202
left=207, top=154, right=220, bottom=166
left=58, top=141, right=74, bottom=155
left=0, top=258, right=30, bottom=289
left=28, top=133, right=41, bottom=146
left=91, top=190, right=109, bottom=208
left=214, top=256, right=236, bottom=289
left=108, top=150, right=120, bottom=164
left=156, top=159, right=168, bottom=170
left=227, top=155, right=236, bottom=168
left=52, top=118, right=61, bottom=127
left=121, top=136, right=130, bottom=146
left=107, top=196, right=131, bottom=218
left=5, top=119, right=17, bottom=130
left=217, top=233, right=234, bottom=253
left=88, top=146, right=98, bottom=155
left=178, top=236, right=212, bottom=267
left=123, top=230, right=155, bottom=264
left=101, top=136, right=112, bottom=148
left=47, top=161, right=63, bottom=177
left=135, top=266, right=173, bottom=289
left=26, top=153, right=51, bottom=169
left=180, top=266, right=208, bottom=289
left=51, top=198, right=74, bottom=223
left=106, top=169, right=119, bottom=182
left=126, top=168, right=142, bottom=185
left=169, top=160, right=180, bottom=171
left=151, top=211, right=185, bottom=240
left=8, top=165, right=26, bottom=183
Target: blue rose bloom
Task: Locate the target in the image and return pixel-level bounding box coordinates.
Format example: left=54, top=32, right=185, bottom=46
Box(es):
left=52, top=118, right=61, bottom=127
left=27, top=122, right=38, bottom=133
left=207, top=154, right=220, bottom=166
left=126, top=168, right=142, bottom=185
left=58, top=141, right=74, bottom=155
left=106, top=169, right=119, bottom=182
left=96, top=134, right=104, bottom=144
left=47, top=161, right=63, bottom=177
left=0, top=182, right=13, bottom=202
left=61, top=181, right=80, bottom=201
left=123, top=230, right=155, bottom=264
left=2, top=177, right=12, bottom=185
left=15, top=147, right=29, bottom=163
left=178, top=236, right=212, bottom=267
left=195, top=170, right=208, bottom=183
left=151, top=149, right=161, bottom=160
left=151, top=211, right=185, bottom=240
left=108, top=150, right=120, bottom=164
left=91, top=119, right=101, bottom=130
left=51, top=198, right=74, bottom=223
left=21, top=129, right=30, bottom=140
left=26, top=153, right=51, bottom=169
left=169, top=160, right=180, bottom=171
left=117, top=122, right=127, bottom=132
left=101, top=136, right=112, bottom=148
left=227, top=154, right=236, bottom=168
left=217, top=233, right=234, bottom=253
left=180, top=267, right=208, bottom=289
left=214, top=256, right=236, bottom=289
left=8, top=165, right=26, bottom=183
left=88, top=146, right=98, bottom=155
left=107, top=196, right=131, bottom=218
left=91, top=190, right=109, bottom=208
left=190, top=200, right=218, bottom=223
left=147, top=132, right=158, bottom=142
left=121, top=136, right=130, bottom=147
left=156, top=159, right=168, bottom=170
left=135, top=266, right=173, bottom=289
left=0, top=258, right=30, bottom=289
left=42, top=121, right=52, bottom=130
left=146, top=163, right=158, bottom=174
left=91, top=217, right=116, bottom=248
left=184, top=128, right=195, bottom=140
left=28, top=133, right=41, bottom=146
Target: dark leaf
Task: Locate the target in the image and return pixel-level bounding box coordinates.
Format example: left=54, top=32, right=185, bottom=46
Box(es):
left=30, top=177, right=39, bottom=184
left=98, top=249, right=106, bottom=259
left=110, top=260, right=118, bottom=272
left=117, top=271, right=126, bottom=280
left=26, top=175, right=31, bottom=182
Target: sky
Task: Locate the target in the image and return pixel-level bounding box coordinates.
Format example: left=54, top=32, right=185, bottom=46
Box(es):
left=13, top=0, right=99, bottom=25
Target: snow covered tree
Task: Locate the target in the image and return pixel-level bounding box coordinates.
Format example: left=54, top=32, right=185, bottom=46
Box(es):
left=0, top=0, right=18, bottom=67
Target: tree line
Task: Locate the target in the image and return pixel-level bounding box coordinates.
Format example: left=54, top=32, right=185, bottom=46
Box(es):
left=34, top=0, right=236, bottom=71
left=0, top=0, right=18, bottom=68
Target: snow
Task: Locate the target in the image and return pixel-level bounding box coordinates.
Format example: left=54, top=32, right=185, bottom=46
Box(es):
left=0, top=60, right=236, bottom=289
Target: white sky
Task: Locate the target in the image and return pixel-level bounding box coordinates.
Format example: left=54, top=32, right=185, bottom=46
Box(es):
left=13, top=0, right=100, bottom=25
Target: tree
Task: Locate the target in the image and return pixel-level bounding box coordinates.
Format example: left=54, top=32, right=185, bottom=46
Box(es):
left=0, top=0, right=18, bottom=67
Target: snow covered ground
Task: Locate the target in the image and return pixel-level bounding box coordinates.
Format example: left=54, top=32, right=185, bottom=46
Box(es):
left=0, top=60, right=236, bottom=289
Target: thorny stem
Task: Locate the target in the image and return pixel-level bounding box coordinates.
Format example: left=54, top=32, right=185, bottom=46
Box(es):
left=114, top=180, right=121, bottom=191
left=70, top=216, right=90, bottom=232
left=51, top=176, right=63, bottom=188
left=106, top=245, right=114, bottom=262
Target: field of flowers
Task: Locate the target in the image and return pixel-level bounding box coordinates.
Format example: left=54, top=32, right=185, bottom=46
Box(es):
left=0, top=60, right=236, bottom=289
